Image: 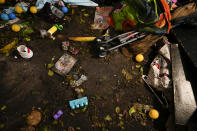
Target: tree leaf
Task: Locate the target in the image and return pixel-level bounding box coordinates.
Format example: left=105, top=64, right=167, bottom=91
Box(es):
left=1, top=105, right=6, bottom=111
left=136, top=65, right=141, bottom=68
left=118, top=121, right=124, bottom=126
left=129, top=106, right=136, bottom=116
left=47, top=63, right=54, bottom=69
left=82, top=106, right=87, bottom=112
left=115, top=107, right=120, bottom=114
left=140, top=67, right=143, bottom=76
left=25, top=37, right=31, bottom=41
left=105, top=115, right=112, bottom=121
left=84, top=13, right=89, bottom=17
left=52, top=120, right=58, bottom=125
left=48, top=70, right=54, bottom=76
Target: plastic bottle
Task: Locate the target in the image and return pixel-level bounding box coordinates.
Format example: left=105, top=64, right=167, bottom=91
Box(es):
left=50, top=5, right=64, bottom=19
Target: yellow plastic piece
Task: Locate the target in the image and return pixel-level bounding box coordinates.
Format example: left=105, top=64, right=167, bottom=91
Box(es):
left=149, top=109, right=159, bottom=119
left=0, top=40, right=17, bottom=53
left=15, top=6, right=23, bottom=13
left=30, top=6, right=37, bottom=14
left=48, top=26, right=57, bottom=35
left=11, top=24, right=21, bottom=32
left=68, top=37, right=96, bottom=42
left=135, top=54, right=144, bottom=63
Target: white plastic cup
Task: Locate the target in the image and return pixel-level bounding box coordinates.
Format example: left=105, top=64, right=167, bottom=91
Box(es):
left=17, top=45, right=33, bottom=59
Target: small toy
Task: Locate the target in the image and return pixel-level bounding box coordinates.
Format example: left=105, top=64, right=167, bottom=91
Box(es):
left=8, top=13, right=16, bottom=20
left=69, top=97, right=88, bottom=110
left=149, top=109, right=159, bottom=119
left=53, top=110, right=63, bottom=120
left=11, top=24, right=21, bottom=32
left=15, top=6, right=23, bottom=13
left=0, top=0, right=5, bottom=4
left=47, top=24, right=63, bottom=40
left=0, top=14, right=9, bottom=21
left=30, top=6, right=37, bottom=14
left=61, top=6, right=68, bottom=13
left=135, top=54, right=144, bottom=63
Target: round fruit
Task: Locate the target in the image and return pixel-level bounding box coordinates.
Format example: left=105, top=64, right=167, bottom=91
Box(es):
left=149, top=109, right=159, bottom=119
left=1, top=14, right=9, bottom=21
left=30, top=6, right=37, bottom=14
left=0, top=0, right=5, bottom=4
left=135, top=54, right=144, bottom=63
left=61, top=6, right=68, bottom=13
left=15, top=6, right=23, bottom=13
left=8, top=13, right=16, bottom=20
left=11, top=24, right=21, bottom=32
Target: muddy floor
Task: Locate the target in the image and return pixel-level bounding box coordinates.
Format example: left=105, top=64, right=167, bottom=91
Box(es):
left=0, top=6, right=171, bottom=131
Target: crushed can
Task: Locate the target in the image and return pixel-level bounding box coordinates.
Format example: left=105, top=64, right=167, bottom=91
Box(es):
left=53, top=54, right=77, bottom=76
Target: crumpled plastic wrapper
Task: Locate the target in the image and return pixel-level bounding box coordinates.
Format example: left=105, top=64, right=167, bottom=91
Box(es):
left=53, top=54, right=77, bottom=76
left=92, top=7, right=113, bottom=29
left=146, top=40, right=172, bottom=91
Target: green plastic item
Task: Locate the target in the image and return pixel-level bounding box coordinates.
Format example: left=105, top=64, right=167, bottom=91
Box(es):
left=54, top=24, right=63, bottom=30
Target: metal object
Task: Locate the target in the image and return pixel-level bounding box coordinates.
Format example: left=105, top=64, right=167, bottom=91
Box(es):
left=171, top=44, right=197, bottom=125
left=97, top=31, right=146, bottom=57
left=142, top=75, right=168, bottom=108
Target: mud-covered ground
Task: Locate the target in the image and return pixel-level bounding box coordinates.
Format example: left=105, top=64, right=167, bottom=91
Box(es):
left=0, top=5, right=172, bottom=131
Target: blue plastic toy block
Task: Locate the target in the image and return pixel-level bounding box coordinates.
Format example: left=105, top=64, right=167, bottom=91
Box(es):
left=69, top=97, right=88, bottom=109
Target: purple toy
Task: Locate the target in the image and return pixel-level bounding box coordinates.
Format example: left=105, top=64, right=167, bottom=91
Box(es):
left=53, top=110, right=63, bottom=120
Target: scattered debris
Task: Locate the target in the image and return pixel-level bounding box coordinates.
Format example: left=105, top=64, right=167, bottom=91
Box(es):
left=146, top=41, right=171, bottom=91
left=53, top=54, right=77, bottom=76
left=74, top=88, right=84, bottom=98
left=122, top=69, right=132, bottom=81
left=133, top=103, right=153, bottom=113
left=17, top=45, right=33, bottom=59
left=62, top=41, right=70, bottom=51
left=27, top=110, right=42, bottom=126
left=53, top=110, right=63, bottom=120
left=70, top=75, right=87, bottom=87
